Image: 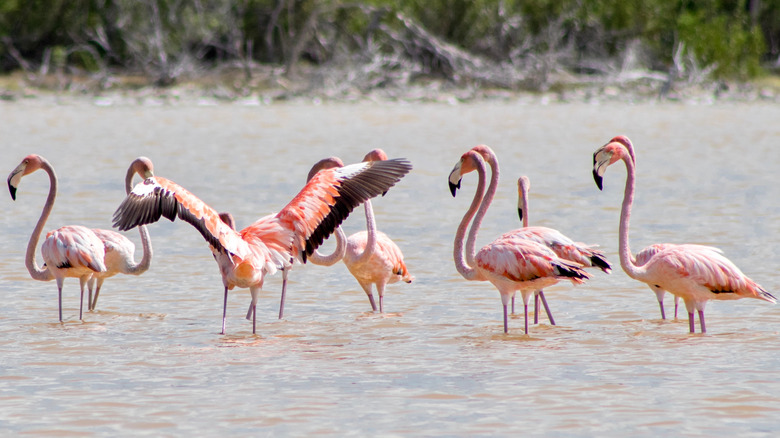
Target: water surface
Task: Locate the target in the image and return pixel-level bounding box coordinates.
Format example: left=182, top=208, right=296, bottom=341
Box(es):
left=1, top=98, right=779, bottom=436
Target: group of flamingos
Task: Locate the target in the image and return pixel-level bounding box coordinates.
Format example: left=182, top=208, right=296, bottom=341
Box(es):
left=7, top=136, right=775, bottom=335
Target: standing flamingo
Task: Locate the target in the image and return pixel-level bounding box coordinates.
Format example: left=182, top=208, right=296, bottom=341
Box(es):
left=507, top=175, right=612, bottom=324
left=592, top=135, right=776, bottom=333
left=88, top=157, right=154, bottom=311
left=112, top=156, right=412, bottom=334
left=7, top=154, right=107, bottom=322
left=449, top=145, right=591, bottom=334
left=342, top=149, right=413, bottom=313
left=274, top=156, right=349, bottom=321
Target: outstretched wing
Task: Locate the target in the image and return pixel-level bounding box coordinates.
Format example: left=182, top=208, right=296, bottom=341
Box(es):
left=112, top=176, right=249, bottom=257
left=272, top=158, right=412, bottom=263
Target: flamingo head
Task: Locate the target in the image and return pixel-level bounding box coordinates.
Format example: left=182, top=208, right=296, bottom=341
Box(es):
left=449, top=149, right=484, bottom=197
left=592, top=138, right=629, bottom=190
left=306, top=156, right=344, bottom=182
left=125, top=157, right=155, bottom=195
left=218, top=212, right=236, bottom=230
left=8, top=154, right=45, bottom=201
left=362, top=148, right=388, bottom=162
left=517, top=176, right=530, bottom=222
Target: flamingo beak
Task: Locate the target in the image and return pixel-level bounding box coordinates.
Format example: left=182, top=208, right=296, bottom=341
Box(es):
left=448, top=162, right=463, bottom=197
left=592, top=149, right=612, bottom=191
left=518, top=208, right=524, bottom=222
left=7, top=165, right=25, bottom=201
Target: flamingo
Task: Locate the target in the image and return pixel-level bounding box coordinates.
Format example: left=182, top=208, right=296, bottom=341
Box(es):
left=507, top=175, right=612, bottom=324
left=88, top=157, right=154, bottom=311
left=7, top=154, right=107, bottom=322
left=111, top=156, right=412, bottom=334
left=342, top=149, right=413, bottom=313
left=449, top=145, right=591, bottom=334
left=592, top=135, right=776, bottom=333
left=273, top=156, right=349, bottom=322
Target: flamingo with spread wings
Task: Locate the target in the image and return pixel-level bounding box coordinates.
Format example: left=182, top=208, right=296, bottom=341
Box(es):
left=593, top=135, right=776, bottom=333
left=505, top=175, right=611, bottom=324
left=8, top=154, right=107, bottom=322
left=449, top=145, right=590, bottom=334
left=343, top=149, right=413, bottom=313
left=112, top=156, right=412, bottom=334
left=88, top=157, right=154, bottom=311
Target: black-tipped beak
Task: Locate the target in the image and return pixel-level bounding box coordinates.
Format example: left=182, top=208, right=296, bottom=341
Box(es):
left=449, top=180, right=460, bottom=197
left=518, top=208, right=524, bottom=221
left=593, top=169, right=604, bottom=191
left=8, top=182, right=17, bottom=200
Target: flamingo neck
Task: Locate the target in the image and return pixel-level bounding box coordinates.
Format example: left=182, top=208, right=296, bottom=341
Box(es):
left=618, top=153, right=643, bottom=279
left=466, top=151, right=499, bottom=264
left=454, top=162, right=487, bottom=281
left=123, top=165, right=152, bottom=275
left=26, top=161, right=56, bottom=281
left=520, top=183, right=529, bottom=228
left=309, top=226, right=346, bottom=266
left=354, top=200, right=377, bottom=265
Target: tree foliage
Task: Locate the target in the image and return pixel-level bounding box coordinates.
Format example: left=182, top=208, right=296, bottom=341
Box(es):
left=1, top=0, right=777, bottom=90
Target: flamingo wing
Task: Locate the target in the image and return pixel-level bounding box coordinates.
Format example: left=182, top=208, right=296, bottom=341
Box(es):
left=273, top=158, right=412, bottom=263
left=657, top=245, right=776, bottom=302
left=477, top=238, right=590, bottom=284
left=42, top=225, right=106, bottom=272
left=112, top=176, right=249, bottom=257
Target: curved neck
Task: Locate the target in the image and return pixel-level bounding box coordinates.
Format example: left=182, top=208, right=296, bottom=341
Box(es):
left=354, top=199, right=377, bottom=264
left=309, top=226, right=346, bottom=266
left=466, top=152, right=499, bottom=265
left=520, top=182, right=529, bottom=228
left=26, top=162, right=56, bottom=281
left=123, top=165, right=152, bottom=274
left=618, top=154, right=642, bottom=279
left=454, top=161, right=487, bottom=281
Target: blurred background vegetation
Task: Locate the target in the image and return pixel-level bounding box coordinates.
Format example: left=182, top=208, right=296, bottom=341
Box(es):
left=1, top=0, right=778, bottom=94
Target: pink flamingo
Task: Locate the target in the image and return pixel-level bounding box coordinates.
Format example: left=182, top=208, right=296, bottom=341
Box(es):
left=593, top=135, right=776, bottom=333
left=7, top=154, right=107, bottom=322
left=342, top=149, right=413, bottom=313
left=507, top=175, right=612, bottom=324
left=88, top=157, right=154, bottom=311
left=449, top=145, right=590, bottom=334
left=273, top=156, right=349, bottom=322
left=112, top=156, right=411, bottom=334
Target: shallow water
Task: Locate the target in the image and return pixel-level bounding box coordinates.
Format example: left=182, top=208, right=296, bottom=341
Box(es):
left=1, top=98, right=779, bottom=436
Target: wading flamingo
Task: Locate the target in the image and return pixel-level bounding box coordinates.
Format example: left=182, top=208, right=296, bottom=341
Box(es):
left=611, top=139, right=680, bottom=320
left=592, top=135, right=776, bottom=333
left=507, top=175, right=612, bottom=324
left=7, top=154, right=107, bottom=322
left=88, top=157, right=154, bottom=311
left=273, top=157, right=349, bottom=321
left=112, top=156, right=412, bottom=334
left=449, top=145, right=590, bottom=334
left=342, top=149, right=413, bottom=313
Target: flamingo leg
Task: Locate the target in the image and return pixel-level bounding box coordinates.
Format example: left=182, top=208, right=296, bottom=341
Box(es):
left=359, top=283, right=377, bottom=311
left=87, top=282, right=93, bottom=312
left=539, top=291, right=555, bottom=325
left=674, top=297, right=680, bottom=320
left=221, top=286, right=228, bottom=335
left=91, top=280, right=104, bottom=311
left=688, top=312, right=695, bottom=333
left=278, top=268, right=288, bottom=320
left=534, top=293, right=540, bottom=324
left=503, top=304, right=509, bottom=333
left=252, top=303, right=257, bottom=334
left=523, top=303, right=529, bottom=334
left=511, top=295, right=515, bottom=315
left=658, top=299, right=667, bottom=320
left=79, top=276, right=89, bottom=320
left=698, top=310, right=706, bottom=333
left=377, top=283, right=386, bottom=314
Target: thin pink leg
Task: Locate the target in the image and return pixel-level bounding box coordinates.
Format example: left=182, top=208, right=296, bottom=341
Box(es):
left=658, top=300, right=666, bottom=320
left=523, top=304, right=529, bottom=334
left=511, top=295, right=515, bottom=315
left=698, top=310, right=706, bottom=333
left=221, top=287, right=228, bottom=335
left=79, top=285, right=84, bottom=320
left=688, top=312, right=695, bottom=333
left=539, top=291, right=555, bottom=325
left=534, top=294, right=540, bottom=324
left=278, top=269, right=288, bottom=319
left=503, top=304, right=508, bottom=333
left=252, top=304, right=257, bottom=334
